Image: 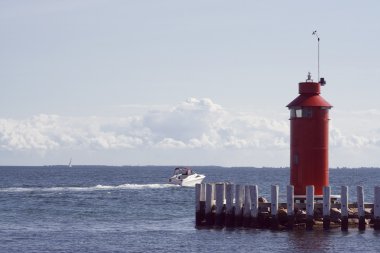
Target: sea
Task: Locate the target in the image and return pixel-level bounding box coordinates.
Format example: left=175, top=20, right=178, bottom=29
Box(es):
left=1, top=166, right=380, bottom=253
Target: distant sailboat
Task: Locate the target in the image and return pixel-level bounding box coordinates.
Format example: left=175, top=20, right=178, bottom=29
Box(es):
left=68, top=158, right=72, bottom=168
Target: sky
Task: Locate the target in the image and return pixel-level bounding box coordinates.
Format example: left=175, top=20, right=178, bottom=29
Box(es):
left=0, top=0, right=380, bottom=167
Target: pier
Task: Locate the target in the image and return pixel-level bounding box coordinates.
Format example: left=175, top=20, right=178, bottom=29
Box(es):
left=195, top=183, right=380, bottom=231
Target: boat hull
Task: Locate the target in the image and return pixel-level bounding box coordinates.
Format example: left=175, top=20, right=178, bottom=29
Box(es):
left=169, top=174, right=205, bottom=187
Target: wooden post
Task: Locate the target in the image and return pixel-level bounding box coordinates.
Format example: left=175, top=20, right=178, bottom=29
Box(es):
left=234, top=184, right=244, bottom=227
left=374, top=186, right=380, bottom=230
left=306, top=185, right=314, bottom=230
left=205, top=183, right=215, bottom=226
left=195, top=183, right=206, bottom=226
left=271, top=185, right=279, bottom=230
left=323, top=186, right=331, bottom=230
left=225, top=184, right=234, bottom=227
left=215, top=183, right=225, bottom=227
left=341, top=186, right=349, bottom=231
left=250, top=185, right=259, bottom=228
left=195, top=183, right=201, bottom=226
left=357, top=186, right=366, bottom=231
left=287, top=185, right=294, bottom=229
left=243, top=185, right=251, bottom=227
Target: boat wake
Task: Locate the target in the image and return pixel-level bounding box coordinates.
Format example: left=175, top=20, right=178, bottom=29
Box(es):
left=0, top=183, right=178, bottom=193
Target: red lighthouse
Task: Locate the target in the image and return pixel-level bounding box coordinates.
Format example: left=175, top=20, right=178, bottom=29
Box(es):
left=287, top=73, right=332, bottom=196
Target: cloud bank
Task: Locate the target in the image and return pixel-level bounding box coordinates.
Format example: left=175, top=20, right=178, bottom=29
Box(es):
left=0, top=98, right=290, bottom=152
left=0, top=98, right=379, bottom=166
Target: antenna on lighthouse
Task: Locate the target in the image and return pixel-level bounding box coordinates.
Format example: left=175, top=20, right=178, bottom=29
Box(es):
left=312, top=30, right=320, bottom=82
left=312, top=30, right=326, bottom=86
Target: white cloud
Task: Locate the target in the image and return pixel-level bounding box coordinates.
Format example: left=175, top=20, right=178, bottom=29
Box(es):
left=330, top=109, right=380, bottom=149
left=0, top=98, right=289, bottom=152
left=155, top=138, right=187, bottom=149
left=0, top=115, right=60, bottom=151
left=0, top=114, right=145, bottom=152
left=330, top=127, right=380, bottom=148
left=143, top=98, right=290, bottom=149
left=0, top=98, right=380, bottom=166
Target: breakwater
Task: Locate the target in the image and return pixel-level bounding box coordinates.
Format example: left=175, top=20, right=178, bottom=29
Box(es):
left=195, top=183, right=380, bottom=231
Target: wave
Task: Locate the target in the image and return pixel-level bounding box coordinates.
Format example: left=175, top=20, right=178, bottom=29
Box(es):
left=0, top=183, right=178, bottom=193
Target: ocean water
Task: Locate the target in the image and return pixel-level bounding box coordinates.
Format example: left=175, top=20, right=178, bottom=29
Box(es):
left=1, top=166, right=380, bottom=253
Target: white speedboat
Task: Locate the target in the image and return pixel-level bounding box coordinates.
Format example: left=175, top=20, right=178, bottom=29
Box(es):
left=168, top=167, right=205, bottom=187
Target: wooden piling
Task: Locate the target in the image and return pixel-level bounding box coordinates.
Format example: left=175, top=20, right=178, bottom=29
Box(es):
left=306, top=185, right=314, bottom=230
left=195, top=183, right=205, bottom=226
left=234, top=184, right=244, bottom=226
left=205, top=183, right=215, bottom=226
left=374, top=186, right=380, bottom=230
left=271, top=185, right=279, bottom=230
left=195, top=183, right=380, bottom=231
left=357, top=186, right=366, bottom=231
left=215, top=183, right=225, bottom=227
left=341, top=186, right=349, bottom=231
left=323, top=186, right=331, bottom=230
left=243, top=185, right=251, bottom=227
left=250, top=185, right=259, bottom=228
left=287, top=185, right=294, bottom=229
left=225, top=184, right=234, bottom=227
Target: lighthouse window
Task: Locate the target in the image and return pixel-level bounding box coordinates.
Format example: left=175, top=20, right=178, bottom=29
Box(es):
left=294, top=154, right=299, bottom=165
left=290, top=109, right=295, bottom=118
left=290, top=108, right=312, bottom=118
left=290, top=108, right=313, bottom=118
left=290, top=109, right=296, bottom=118
left=302, top=108, right=313, bottom=118
left=295, top=109, right=303, bottom=118
left=290, top=109, right=302, bottom=118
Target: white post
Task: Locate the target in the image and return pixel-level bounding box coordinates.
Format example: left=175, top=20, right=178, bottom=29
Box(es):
left=357, top=185, right=365, bottom=230
left=374, top=186, right=380, bottom=230
left=200, top=183, right=206, bottom=201
left=306, top=185, right=315, bottom=216
left=205, top=184, right=214, bottom=214
left=323, top=186, right=331, bottom=216
left=271, top=185, right=279, bottom=229
left=250, top=185, right=259, bottom=218
left=225, top=184, right=234, bottom=227
left=271, top=185, right=279, bottom=216
left=195, top=183, right=206, bottom=226
left=243, top=185, right=251, bottom=226
left=341, top=186, right=349, bottom=217
left=205, top=183, right=215, bottom=226
left=249, top=185, right=258, bottom=228
left=287, top=185, right=294, bottom=229
left=215, top=183, right=225, bottom=226
left=341, top=186, right=349, bottom=231
left=226, top=184, right=234, bottom=215
left=235, top=184, right=244, bottom=216
left=215, top=184, right=224, bottom=215
left=287, top=185, right=294, bottom=216
left=323, top=186, right=331, bottom=230
left=306, top=185, right=314, bottom=230
left=195, top=183, right=201, bottom=226
left=357, top=186, right=365, bottom=217
left=223, top=183, right=226, bottom=201
left=196, top=183, right=201, bottom=212
left=234, top=184, right=244, bottom=226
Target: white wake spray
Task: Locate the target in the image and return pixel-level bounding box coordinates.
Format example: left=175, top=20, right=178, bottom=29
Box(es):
left=0, top=183, right=178, bottom=193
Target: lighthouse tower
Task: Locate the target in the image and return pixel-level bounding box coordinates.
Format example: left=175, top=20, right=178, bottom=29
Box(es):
left=287, top=73, right=332, bottom=196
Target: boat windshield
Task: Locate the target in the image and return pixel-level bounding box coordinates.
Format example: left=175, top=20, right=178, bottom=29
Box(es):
left=173, top=167, right=192, bottom=175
